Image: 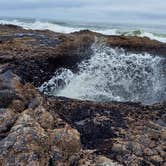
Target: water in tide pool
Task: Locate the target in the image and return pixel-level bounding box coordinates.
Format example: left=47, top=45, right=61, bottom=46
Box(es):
left=40, top=39, right=166, bottom=105
left=0, top=17, right=166, bottom=43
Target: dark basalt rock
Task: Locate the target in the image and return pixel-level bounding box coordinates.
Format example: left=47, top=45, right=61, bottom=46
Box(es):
left=0, top=24, right=165, bottom=166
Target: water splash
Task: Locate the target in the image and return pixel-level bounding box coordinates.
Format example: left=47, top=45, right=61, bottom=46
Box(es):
left=40, top=40, right=166, bottom=104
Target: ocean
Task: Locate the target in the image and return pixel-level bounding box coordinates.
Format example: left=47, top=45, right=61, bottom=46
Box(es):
left=0, top=17, right=166, bottom=43
left=0, top=17, right=165, bottom=104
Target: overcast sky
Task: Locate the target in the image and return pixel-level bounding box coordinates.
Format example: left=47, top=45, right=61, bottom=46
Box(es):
left=0, top=0, right=166, bottom=24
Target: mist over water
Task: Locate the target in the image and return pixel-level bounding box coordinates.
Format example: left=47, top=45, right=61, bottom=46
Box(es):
left=40, top=39, right=166, bottom=105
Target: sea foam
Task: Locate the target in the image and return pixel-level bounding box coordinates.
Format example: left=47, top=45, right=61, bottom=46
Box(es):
left=0, top=19, right=166, bottom=43
left=40, top=40, right=166, bottom=105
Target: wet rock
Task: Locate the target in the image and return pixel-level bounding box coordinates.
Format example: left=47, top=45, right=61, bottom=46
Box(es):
left=143, top=148, right=156, bottom=156
left=161, top=130, right=166, bottom=140
left=95, top=156, right=122, bottom=166
left=156, top=119, right=166, bottom=127
left=50, top=126, right=81, bottom=156
left=0, top=70, right=21, bottom=108
left=0, top=70, right=21, bottom=90
left=48, top=126, right=81, bottom=165
left=0, top=111, right=50, bottom=166
left=0, top=24, right=165, bottom=165
left=10, top=99, right=25, bottom=113
left=0, top=108, right=17, bottom=139
left=49, top=97, right=166, bottom=165
left=106, top=35, right=166, bottom=55
left=126, top=141, right=143, bottom=156
left=111, top=143, right=128, bottom=154
left=150, top=155, right=163, bottom=165
left=33, top=106, right=55, bottom=129
left=0, top=89, right=19, bottom=108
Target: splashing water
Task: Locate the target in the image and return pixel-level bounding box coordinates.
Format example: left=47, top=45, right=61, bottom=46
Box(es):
left=40, top=40, right=166, bottom=104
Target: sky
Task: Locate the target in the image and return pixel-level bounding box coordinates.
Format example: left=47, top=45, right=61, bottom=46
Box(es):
left=0, top=0, right=166, bottom=25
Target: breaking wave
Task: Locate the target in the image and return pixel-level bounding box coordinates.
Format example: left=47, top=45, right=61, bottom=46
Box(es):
left=40, top=40, right=166, bottom=105
left=0, top=19, right=166, bottom=43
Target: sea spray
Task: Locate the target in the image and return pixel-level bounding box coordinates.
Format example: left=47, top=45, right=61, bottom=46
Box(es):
left=40, top=39, right=166, bottom=104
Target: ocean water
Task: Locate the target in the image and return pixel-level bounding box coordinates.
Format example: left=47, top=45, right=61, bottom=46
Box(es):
left=0, top=18, right=166, bottom=43
left=40, top=40, right=166, bottom=105
left=0, top=17, right=165, bottom=104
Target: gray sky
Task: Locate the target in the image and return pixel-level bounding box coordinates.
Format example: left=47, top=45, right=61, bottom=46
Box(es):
left=0, top=0, right=166, bottom=24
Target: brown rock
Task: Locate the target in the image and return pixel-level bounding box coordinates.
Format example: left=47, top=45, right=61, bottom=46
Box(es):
left=50, top=125, right=81, bottom=155
left=10, top=99, right=25, bottom=113
left=111, top=143, right=127, bottom=154
left=33, top=105, right=55, bottom=129
left=0, top=108, right=17, bottom=137
left=126, top=142, right=143, bottom=156
left=0, top=111, right=50, bottom=166
left=0, top=24, right=165, bottom=165
left=143, top=148, right=156, bottom=156
left=96, top=156, right=122, bottom=166
left=150, top=155, right=163, bottom=164
left=161, top=130, right=166, bottom=140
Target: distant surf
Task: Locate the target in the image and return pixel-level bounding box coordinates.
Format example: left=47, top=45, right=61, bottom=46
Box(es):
left=0, top=18, right=166, bottom=43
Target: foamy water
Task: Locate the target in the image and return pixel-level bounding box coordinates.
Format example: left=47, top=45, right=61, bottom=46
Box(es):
left=0, top=19, right=166, bottom=43
left=1, top=18, right=165, bottom=104
left=40, top=40, right=166, bottom=105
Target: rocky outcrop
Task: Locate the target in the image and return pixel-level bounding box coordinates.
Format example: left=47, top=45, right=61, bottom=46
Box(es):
left=49, top=97, right=166, bottom=165
left=0, top=25, right=166, bottom=87
left=106, top=35, right=166, bottom=55
left=0, top=70, right=165, bottom=165
left=0, top=70, right=124, bottom=166
left=0, top=25, right=166, bottom=165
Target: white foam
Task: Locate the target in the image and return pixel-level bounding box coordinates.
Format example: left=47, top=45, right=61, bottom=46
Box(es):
left=0, top=19, right=83, bottom=33
left=0, top=19, right=166, bottom=43
left=140, top=31, right=166, bottom=43
left=40, top=40, right=166, bottom=104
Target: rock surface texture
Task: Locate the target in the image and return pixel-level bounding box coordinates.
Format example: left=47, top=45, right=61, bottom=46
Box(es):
left=0, top=25, right=166, bottom=166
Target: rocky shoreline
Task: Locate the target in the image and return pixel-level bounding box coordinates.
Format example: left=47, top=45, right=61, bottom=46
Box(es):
left=0, top=25, right=166, bottom=166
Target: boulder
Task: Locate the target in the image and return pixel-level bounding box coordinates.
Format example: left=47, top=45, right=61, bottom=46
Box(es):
left=0, top=111, right=50, bottom=166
